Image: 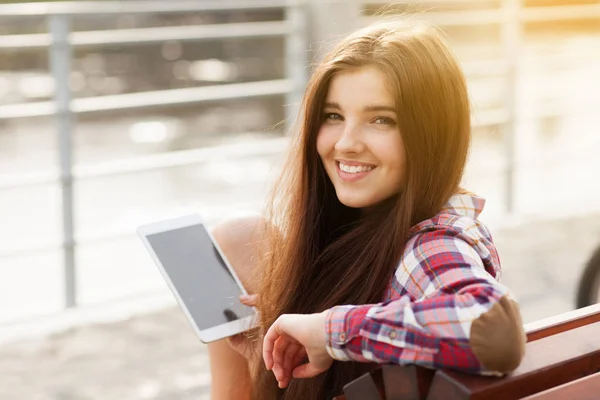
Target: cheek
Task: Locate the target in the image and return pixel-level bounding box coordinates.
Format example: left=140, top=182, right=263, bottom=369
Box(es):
left=316, top=127, right=332, bottom=159
left=375, top=136, right=407, bottom=180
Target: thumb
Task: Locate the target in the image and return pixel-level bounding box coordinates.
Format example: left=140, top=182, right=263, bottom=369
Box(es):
left=240, top=294, right=258, bottom=307
left=292, top=362, right=324, bottom=379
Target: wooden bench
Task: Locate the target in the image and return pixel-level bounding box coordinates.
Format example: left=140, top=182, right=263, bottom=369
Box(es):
left=334, top=303, right=600, bottom=400
left=519, top=371, right=600, bottom=400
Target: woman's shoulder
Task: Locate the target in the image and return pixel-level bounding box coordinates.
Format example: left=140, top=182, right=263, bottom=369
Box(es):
left=401, top=192, right=501, bottom=278
left=387, top=192, right=502, bottom=300
left=210, top=210, right=268, bottom=248
left=409, top=191, right=493, bottom=244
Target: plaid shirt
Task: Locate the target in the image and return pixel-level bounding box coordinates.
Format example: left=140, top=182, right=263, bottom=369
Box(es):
left=325, top=192, right=512, bottom=374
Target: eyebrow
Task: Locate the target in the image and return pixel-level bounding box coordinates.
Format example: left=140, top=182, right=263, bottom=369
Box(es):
left=324, top=102, right=396, bottom=113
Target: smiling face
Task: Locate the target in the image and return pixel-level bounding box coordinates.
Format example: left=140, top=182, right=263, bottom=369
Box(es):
left=316, top=66, right=407, bottom=209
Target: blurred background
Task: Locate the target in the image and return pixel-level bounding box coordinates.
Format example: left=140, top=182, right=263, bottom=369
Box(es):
left=0, top=0, right=599, bottom=398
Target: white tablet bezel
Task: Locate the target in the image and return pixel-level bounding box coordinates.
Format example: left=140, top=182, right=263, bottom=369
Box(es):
left=137, top=214, right=255, bottom=343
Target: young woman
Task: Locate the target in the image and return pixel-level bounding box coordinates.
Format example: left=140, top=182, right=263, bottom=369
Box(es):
left=208, top=19, right=526, bottom=400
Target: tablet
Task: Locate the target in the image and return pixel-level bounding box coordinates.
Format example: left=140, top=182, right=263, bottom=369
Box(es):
left=137, top=214, right=255, bottom=343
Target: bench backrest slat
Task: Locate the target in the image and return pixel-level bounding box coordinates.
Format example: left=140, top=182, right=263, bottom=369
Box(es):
left=525, top=303, right=600, bottom=342
left=342, top=368, right=384, bottom=400
left=426, top=321, right=600, bottom=400
left=340, top=305, right=600, bottom=400
left=519, top=371, right=600, bottom=400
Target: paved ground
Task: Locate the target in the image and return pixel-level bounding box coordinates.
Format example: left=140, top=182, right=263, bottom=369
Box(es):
left=0, top=308, right=211, bottom=400
left=1, top=211, right=600, bottom=400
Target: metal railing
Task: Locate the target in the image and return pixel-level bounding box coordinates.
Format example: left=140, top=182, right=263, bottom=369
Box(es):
left=0, top=0, right=307, bottom=309
left=0, top=0, right=599, bottom=317
left=363, top=0, right=600, bottom=213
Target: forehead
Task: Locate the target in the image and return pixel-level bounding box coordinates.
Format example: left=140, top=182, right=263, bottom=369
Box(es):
left=326, top=66, right=395, bottom=107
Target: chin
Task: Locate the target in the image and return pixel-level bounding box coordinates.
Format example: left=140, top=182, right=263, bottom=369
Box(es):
left=336, top=194, right=378, bottom=209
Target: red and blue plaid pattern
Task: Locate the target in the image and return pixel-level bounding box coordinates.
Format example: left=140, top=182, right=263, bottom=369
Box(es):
left=325, top=193, right=511, bottom=374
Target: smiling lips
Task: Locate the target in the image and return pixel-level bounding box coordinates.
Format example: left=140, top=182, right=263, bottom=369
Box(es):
left=336, top=161, right=375, bottom=182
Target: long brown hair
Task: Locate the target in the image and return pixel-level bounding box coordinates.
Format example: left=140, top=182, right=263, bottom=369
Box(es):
left=252, top=19, right=471, bottom=399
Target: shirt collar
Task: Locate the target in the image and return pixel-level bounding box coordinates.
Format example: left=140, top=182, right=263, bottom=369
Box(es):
left=439, top=191, right=486, bottom=219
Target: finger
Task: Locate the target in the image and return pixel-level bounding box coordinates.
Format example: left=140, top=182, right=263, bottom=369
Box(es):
left=280, top=344, right=304, bottom=389
left=283, top=342, right=301, bottom=371
left=272, top=335, right=291, bottom=367
left=263, top=320, right=282, bottom=371
left=280, top=342, right=300, bottom=388
left=292, top=362, right=325, bottom=379
left=272, top=336, right=292, bottom=383
left=292, top=347, right=307, bottom=368
left=239, top=294, right=258, bottom=307
left=272, top=363, right=283, bottom=385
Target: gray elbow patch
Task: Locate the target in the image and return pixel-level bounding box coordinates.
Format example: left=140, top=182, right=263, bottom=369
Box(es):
left=469, top=296, right=526, bottom=372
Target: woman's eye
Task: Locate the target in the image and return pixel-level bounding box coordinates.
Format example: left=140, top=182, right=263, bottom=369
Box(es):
left=324, top=113, right=343, bottom=121
left=373, top=117, right=395, bottom=125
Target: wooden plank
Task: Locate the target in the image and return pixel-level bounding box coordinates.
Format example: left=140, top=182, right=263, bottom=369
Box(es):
left=525, top=303, right=600, bottom=342
left=341, top=365, right=435, bottom=400
left=520, top=371, right=600, bottom=400
left=426, top=321, right=600, bottom=400
left=340, top=305, right=600, bottom=400
left=343, top=368, right=385, bottom=400
left=381, top=365, right=436, bottom=400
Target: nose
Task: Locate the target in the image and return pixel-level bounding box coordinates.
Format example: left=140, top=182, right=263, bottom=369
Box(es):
left=334, top=123, right=364, bottom=154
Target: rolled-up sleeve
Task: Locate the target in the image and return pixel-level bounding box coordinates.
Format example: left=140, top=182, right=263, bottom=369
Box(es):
left=324, top=229, right=526, bottom=375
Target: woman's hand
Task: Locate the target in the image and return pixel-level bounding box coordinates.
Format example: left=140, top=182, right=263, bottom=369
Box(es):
left=262, top=311, right=334, bottom=388
left=227, top=294, right=260, bottom=361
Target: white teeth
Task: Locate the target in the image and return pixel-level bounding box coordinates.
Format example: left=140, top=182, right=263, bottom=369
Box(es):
left=338, top=162, right=374, bottom=174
